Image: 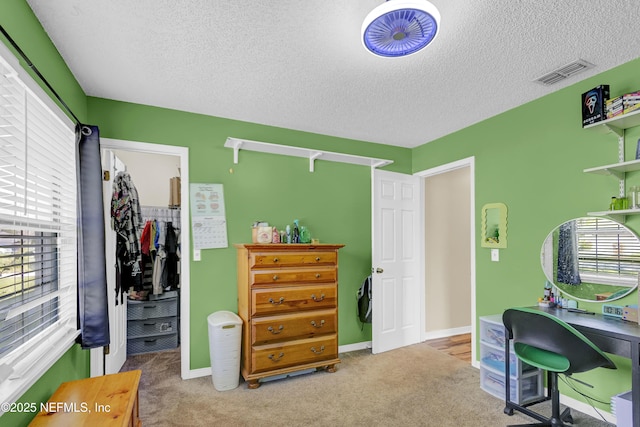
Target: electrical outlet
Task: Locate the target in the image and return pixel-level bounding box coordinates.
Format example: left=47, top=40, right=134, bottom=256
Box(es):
left=194, top=249, right=201, bottom=261
left=491, top=249, right=499, bottom=262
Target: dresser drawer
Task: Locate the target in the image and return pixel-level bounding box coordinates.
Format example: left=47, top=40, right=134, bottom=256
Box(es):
left=251, top=335, right=337, bottom=373
left=127, top=298, right=177, bottom=320
left=250, top=251, right=337, bottom=269
left=252, top=309, right=337, bottom=345
left=252, top=284, right=337, bottom=316
left=251, top=268, right=336, bottom=286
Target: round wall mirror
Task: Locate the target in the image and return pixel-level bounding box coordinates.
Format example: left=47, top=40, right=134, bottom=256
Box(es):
left=540, top=217, right=640, bottom=302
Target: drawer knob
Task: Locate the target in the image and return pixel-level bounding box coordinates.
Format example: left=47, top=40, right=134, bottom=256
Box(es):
left=267, top=325, right=284, bottom=334
left=315, top=273, right=321, bottom=278
left=268, top=297, right=285, bottom=305
left=310, top=346, right=325, bottom=354
left=310, top=320, right=325, bottom=328
left=268, top=352, right=284, bottom=362
left=311, top=293, right=325, bottom=302
left=315, top=257, right=321, bottom=262
left=273, top=257, right=279, bottom=263
left=273, top=275, right=279, bottom=281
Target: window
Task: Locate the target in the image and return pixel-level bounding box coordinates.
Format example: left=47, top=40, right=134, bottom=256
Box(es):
left=576, top=217, right=640, bottom=287
left=0, top=44, right=77, bottom=406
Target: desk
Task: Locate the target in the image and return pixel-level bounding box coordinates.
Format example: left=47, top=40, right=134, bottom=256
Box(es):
left=29, top=370, right=142, bottom=427
left=504, top=307, right=640, bottom=427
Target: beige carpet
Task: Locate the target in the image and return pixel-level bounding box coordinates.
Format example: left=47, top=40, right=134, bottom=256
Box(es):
left=121, top=343, right=613, bottom=427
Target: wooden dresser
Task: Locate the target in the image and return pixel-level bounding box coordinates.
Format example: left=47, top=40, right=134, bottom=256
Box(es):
left=235, top=243, right=344, bottom=388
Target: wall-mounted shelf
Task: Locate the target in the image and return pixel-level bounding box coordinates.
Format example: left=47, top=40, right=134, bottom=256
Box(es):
left=583, top=107, right=640, bottom=200
left=584, top=158, right=640, bottom=180
left=584, top=108, right=640, bottom=137
left=587, top=208, right=640, bottom=223
left=224, top=137, right=393, bottom=172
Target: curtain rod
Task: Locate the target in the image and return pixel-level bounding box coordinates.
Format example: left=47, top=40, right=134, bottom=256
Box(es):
left=0, top=24, right=81, bottom=126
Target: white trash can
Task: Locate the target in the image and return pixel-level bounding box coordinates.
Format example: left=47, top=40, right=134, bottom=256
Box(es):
left=207, top=310, right=242, bottom=391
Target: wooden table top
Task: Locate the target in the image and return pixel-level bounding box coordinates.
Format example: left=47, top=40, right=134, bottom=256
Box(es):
left=29, top=370, right=142, bottom=427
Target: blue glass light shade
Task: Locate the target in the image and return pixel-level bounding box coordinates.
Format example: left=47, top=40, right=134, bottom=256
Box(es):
left=362, top=0, right=440, bottom=58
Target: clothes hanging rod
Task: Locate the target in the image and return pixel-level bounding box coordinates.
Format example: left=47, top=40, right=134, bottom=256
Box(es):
left=0, top=24, right=81, bottom=126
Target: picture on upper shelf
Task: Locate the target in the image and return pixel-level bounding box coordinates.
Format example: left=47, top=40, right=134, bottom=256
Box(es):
left=582, top=85, right=609, bottom=127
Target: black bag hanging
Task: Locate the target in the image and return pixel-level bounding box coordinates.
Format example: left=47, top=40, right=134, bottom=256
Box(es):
left=356, top=275, right=372, bottom=325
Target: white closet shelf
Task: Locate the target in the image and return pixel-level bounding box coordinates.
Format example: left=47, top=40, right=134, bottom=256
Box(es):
left=224, top=137, right=393, bottom=172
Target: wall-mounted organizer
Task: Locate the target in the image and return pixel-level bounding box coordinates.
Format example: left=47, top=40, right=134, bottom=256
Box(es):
left=583, top=108, right=640, bottom=223
left=224, top=137, right=393, bottom=172
left=479, top=315, right=544, bottom=405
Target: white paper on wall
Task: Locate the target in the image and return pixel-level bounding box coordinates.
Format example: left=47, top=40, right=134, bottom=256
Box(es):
left=190, top=183, right=228, bottom=249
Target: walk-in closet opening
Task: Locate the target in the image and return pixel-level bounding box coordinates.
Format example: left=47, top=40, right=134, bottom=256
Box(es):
left=90, top=140, right=190, bottom=379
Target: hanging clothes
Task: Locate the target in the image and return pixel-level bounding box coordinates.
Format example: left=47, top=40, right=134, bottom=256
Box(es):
left=140, top=206, right=181, bottom=297
left=111, top=172, right=143, bottom=304
left=165, top=221, right=180, bottom=290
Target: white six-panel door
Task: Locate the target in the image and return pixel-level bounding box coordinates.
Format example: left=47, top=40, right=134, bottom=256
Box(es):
left=372, top=169, right=422, bottom=354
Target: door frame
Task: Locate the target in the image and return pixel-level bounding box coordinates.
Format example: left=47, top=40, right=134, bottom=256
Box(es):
left=92, top=138, right=192, bottom=380
left=415, top=156, right=476, bottom=365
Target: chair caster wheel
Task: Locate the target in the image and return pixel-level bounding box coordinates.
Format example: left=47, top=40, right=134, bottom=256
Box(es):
left=504, top=407, right=514, bottom=416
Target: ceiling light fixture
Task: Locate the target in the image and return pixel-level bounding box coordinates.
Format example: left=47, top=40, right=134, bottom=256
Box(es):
left=362, top=0, right=440, bottom=58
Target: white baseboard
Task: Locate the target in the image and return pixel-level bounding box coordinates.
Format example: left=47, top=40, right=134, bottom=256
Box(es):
left=339, top=341, right=371, bottom=353
left=183, top=367, right=211, bottom=380
left=423, top=325, right=471, bottom=341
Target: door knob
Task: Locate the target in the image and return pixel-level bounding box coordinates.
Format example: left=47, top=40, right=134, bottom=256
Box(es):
left=375, top=268, right=383, bottom=274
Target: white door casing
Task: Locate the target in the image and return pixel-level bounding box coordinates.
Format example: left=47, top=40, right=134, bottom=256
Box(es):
left=371, top=169, right=422, bottom=354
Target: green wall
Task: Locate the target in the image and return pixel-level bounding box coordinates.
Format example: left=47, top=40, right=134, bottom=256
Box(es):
left=87, top=97, right=411, bottom=368
left=412, top=57, right=640, bottom=409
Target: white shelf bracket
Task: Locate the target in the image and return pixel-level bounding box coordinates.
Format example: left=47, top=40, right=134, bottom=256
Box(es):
left=603, top=168, right=626, bottom=181
left=604, top=123, right=625, bottom=139
left=309, top=152, right=322, bottom=172
left=231, top=140, right=243, bottom=164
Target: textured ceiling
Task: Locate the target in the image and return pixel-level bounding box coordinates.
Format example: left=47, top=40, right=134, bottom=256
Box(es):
left=26, top=0, right=640, bottom=148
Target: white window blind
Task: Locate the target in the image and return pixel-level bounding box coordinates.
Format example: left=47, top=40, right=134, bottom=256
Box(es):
left=0, top=49, right=77, bottom=388
left=576, top=217, right=640, bottom=286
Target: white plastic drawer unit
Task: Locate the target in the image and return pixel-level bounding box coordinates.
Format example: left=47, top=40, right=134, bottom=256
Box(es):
left=478, top=314, right=545, bottom=405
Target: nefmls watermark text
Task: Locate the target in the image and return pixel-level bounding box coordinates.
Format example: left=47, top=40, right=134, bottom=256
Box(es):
left=1, top=401, right=111, bottom=413
left=41, top=401, right=111, bottom=413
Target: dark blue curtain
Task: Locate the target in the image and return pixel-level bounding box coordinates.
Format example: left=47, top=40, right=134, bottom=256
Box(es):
left=76, top=125, right=110, bottom=349
left=557, top=221, right=582, bottom=286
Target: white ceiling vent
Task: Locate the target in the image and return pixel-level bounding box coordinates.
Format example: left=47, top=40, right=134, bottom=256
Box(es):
left=533, top=59, right=595, bottom=85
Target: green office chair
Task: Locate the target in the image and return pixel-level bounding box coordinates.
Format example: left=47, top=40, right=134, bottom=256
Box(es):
left=502, top=307, right=616, bottom=426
